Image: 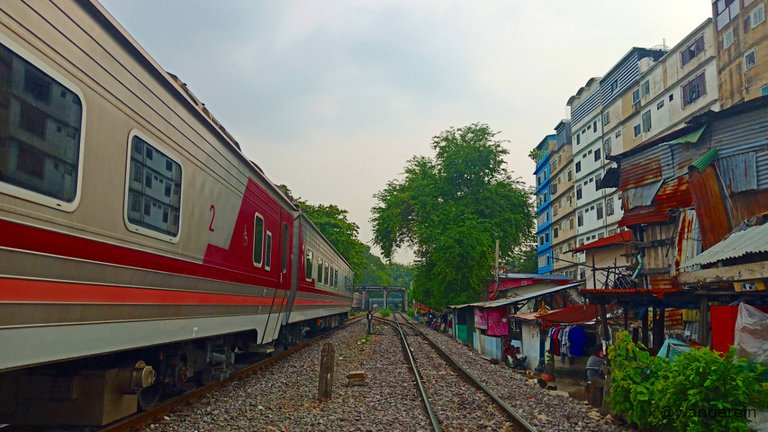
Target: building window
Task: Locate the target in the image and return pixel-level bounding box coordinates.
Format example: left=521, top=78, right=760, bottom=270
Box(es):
left=606, top=195, right=615, bottom=216
left=615, top=130, right=621, bottom=138
left=603, top=138, right=612, bottom=157
left=603, top=111, right=610, bottom=125
left=657, top=100, right=665, bottom=110
left=569, top=216, right=574, bottom=230
left=594, top=148, right=601, bottom=162
left=610, top=79, right=618, bottom=94
left=595, top=173, right=602, bottom=189
left=576, top=185, right=583, bottom=200
left=762, top=85, right=768, bottom=96
left=669, top=93, right=674, bottom=102
left=681, top=35, right=705, bottom=66
left=567, top=169, right=573, bottom=181
left=596, top=202, right=604, bottom=220
left=723, top=28, right=734, bottom=49
left=0, top=42, right=85, bottom=210
left=642, top=110, right=652, bottom=132
left=577, top=211, right=584, bottom=227
left=632, top=89, right=640, bottom=104
left=126, top=134, right=182, bottom=241
left=641, top=80, right=650, bottom=97
left=745, top=49, right=757, bottom=70
left=633, top=124, right=641, bottom=137
left=593, top=120, right=598, bottom=131
left=682, top=72, right=707, bottom=106
left=253, top=214, right=265, bottom=267
left=575, top=161, right=582, bottom=173
left=576, top=134, right=581, bottom=145
left=751, top=3, right=765, bottom=28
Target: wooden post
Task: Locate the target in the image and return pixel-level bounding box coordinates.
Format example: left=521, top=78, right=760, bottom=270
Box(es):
left=318, top=343, right=335, bottom=402
left=698, top=296, right=709, bottom=346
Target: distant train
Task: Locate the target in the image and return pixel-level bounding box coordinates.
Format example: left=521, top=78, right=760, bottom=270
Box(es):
left=0, top=0, right=352, bottom=426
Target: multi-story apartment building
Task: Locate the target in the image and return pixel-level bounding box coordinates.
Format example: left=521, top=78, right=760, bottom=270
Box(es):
left=712, top=0, right=768, bottom=108
left=614, top=19, right=719, bottom=154
left=595, top=48, right=668, bottom=242
left=566, top=77, right=604, bottom=278
left=549, top=120, right=578, bottom=280
left=533, top=135, right=557, bottom=274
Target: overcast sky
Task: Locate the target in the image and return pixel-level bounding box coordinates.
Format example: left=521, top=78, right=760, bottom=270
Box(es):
left=100, top=0, right=709, bottom=263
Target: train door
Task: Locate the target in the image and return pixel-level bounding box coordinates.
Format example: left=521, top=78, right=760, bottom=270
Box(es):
left=266, top=209, right=292, bottom=343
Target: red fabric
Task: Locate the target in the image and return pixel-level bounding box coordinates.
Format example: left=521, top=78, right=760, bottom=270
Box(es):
left=710, top=305, right=768, bottom=353
left=474, top=308, right=488, bottom=329
left=486, top=307, right=509, bottom=336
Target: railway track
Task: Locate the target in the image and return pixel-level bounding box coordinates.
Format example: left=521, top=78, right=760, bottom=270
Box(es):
left=99, top=316, right=363, bottom=432
left=375, top=313, right=537, bottom=432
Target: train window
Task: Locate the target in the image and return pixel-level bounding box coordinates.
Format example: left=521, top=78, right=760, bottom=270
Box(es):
left=324, top=262, right=330, bottom=286
left=253, top=214, right=264, bottom=267
left=305, top=249, right=313, bottom=281
left=335, top=269, right=339, bottom=288
left=329, top=266, right=334, bottom=287
left=265, top=231, right=272, bottom=271
left=0, top=38, right=85, bottom=211
left=281, top=222, right=289, bottom=273
left=125, top=133, right=182, bottom=242
left=317, top=258, right=323, bottom=285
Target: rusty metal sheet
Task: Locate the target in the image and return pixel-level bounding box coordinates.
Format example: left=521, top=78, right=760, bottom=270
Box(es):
left=620, top=177, right=692, bottom=228
left=673, top=209, right=701, bottom=274
left=689, top=166, right=731, bottom=249
left=619, top=153, right=664, bottom=189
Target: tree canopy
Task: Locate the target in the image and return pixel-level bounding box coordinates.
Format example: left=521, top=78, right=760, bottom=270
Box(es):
left=370, top=123, right=534, bottom=309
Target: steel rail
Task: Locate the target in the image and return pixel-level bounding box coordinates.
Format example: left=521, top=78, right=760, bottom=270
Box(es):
left=100, top=316, right=363, bottom=432
left=374, top=315, right=442, bottom=432
left=395, top=313, right=538, bottom=432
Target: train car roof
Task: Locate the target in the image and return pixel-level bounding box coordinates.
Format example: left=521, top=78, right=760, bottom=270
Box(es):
left=82, top=0, right=297, bottom=212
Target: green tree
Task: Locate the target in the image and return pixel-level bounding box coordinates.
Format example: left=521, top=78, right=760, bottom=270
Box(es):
left=371, top=123, right=534, bottom=309
left=387, top=262, right=414, bottom=288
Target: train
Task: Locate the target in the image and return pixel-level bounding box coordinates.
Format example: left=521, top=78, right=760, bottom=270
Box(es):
left=0, top=0, right=353, bottom=426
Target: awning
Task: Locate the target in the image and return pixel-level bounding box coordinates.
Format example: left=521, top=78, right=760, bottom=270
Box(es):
left=451, top=281, right=584, bottom=309
left=597, top=166, right=620, bottom=189
left=537, top=304, right=619, bottom=324
left=666, top=125, right=707, bottom=146
left=569, top=230, right=633, bottom=253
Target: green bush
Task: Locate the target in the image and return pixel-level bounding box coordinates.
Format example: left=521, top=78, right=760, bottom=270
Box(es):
left=379, top=309, right=391, bottom=318
left=607, top=331, right=667, bottom=428
left=608, top=331, right=766, bottom=432
left=406, top=308, right=416, bottom=319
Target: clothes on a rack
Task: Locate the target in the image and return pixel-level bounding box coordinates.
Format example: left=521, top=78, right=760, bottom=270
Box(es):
left=546, top=325, right=586, bottom=360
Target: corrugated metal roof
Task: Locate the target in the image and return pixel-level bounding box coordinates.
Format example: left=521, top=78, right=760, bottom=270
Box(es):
left=570, top=230, right=633, bottom=252
left=619, top=177, right=692, bottom=227
left=682, top=221, right=768, bottom=269
left=456, top=282, right=584, bottom=308
left=689, top=147, right=719, bottom=172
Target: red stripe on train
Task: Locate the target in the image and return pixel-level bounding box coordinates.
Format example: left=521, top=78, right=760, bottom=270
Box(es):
left=0, top=278, right=347, bottom=306
left=0, top=219, right=349, bottom=299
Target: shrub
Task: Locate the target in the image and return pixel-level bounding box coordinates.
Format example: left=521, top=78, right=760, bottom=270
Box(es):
left=379, top=309, right=391, bottom=318
left=608, top=331, right=766, bottom=432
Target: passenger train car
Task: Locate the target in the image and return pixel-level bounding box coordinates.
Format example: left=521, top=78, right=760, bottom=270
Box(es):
left=0, top=0, right=353, bottom=425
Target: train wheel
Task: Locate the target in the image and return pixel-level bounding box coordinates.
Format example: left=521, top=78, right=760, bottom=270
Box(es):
left=138, top=384, right=162, bottom=411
